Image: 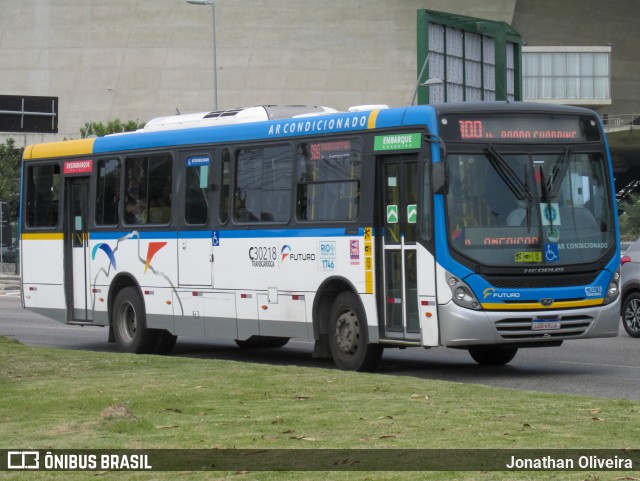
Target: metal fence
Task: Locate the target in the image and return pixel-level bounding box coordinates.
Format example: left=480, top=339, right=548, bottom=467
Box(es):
left=602, top=114, right=640, bottom=131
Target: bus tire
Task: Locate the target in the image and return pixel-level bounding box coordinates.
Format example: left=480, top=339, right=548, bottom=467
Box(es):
left=468, top=346, right=518, bottom=366
left=328, top=292, right=383, bottom=371
left=112, top=287, right=158, bottom=354
left=235, top=336, right=289, bottom=349
left=154, top=330, right=178, bottom=355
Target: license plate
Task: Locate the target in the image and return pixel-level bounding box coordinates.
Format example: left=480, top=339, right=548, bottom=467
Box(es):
left=532, top=319, right=561, bottom=330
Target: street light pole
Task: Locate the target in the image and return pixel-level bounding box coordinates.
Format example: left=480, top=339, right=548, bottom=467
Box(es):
left=186, top=0, right=218, bottom=111
left=410, top=54, right=443, bottom=105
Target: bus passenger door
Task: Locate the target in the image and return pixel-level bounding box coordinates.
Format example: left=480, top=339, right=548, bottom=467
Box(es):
left=64, top=176, right=92, bottom=323
left=379, top=156, right=420, bottom=341
left=178, top=151, right=213, bottom=287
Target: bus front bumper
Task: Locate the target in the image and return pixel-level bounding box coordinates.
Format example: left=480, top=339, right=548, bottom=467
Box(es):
left=437, top=299, right=620, bottom=347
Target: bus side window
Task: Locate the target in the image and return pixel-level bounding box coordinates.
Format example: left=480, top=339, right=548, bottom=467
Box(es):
left=148, top=156, right=173, bottom=224
left=25, top=164, right=61, bottom=228
left=95, top=158, right=121, bottom=226
left=124, top=154, right=172, bottom=225
left=219, top=149, right=230, bottom=224
left=234, top=145, right=292, bottom=223
left=185, top=157, right=209, bottom=225
left=296, top=139, right=361, bottom=222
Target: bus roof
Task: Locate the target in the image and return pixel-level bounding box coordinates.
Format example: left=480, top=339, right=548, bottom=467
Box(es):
left=431, top=101, right=597, bottom=117
left=22, top=102, right=598, bottom=160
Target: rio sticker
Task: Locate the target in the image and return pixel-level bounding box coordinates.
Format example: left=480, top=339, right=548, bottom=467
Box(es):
left=320, top=241, right=336, bottom=271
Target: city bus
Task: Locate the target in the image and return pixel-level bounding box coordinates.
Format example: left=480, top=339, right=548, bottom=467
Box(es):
left=19, top=102, right=620, bottom=371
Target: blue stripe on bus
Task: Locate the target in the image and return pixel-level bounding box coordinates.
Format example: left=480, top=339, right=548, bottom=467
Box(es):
left=220, top=227, right=362, bottom=238
left=89, top=227, right=365, bottom=241
left=178, top=231, right=211, bottom=238
left=92, top=109, right=400, bottom=154
left=376, top=108, right=415, bottom=128
left=90, top=231, right=179, bottom=240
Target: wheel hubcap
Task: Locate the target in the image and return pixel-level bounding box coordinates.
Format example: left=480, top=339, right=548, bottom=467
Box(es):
left=624, top=298, right=640, bottom=333
left=335, top=310, right=360, bottom=354
left=117, top=301, right=137, bottom=343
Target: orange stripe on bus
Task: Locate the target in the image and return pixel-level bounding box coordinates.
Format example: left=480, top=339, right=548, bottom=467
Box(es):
left=367, top=110, right=380, bottom=129
left=21, top=233, right=64, bottom=240
left=481, top=298, right=603, bottom=310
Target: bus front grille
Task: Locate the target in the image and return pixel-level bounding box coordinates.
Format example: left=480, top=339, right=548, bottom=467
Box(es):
left=494, top=315, right=593, bottom=340
left=484, top=272, right=598, bottom=289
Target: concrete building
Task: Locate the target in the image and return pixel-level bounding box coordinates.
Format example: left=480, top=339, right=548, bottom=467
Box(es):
left=1, top=0, right=639, bottom=185
left=511, top=0, right=640, bottom=192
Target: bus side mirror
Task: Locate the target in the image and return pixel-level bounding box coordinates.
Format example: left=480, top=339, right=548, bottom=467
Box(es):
left=432, top=162, right=447, bottom=194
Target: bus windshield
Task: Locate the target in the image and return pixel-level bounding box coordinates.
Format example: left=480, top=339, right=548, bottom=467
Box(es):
left=446, top=148, right=615, bottom=267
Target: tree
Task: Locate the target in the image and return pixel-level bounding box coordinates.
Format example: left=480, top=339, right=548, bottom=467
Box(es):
left=0, top=138, right=22, bottom=218
left=619, top=193, right=640, bottom=240
left=80, top=119, right=145, bottom=138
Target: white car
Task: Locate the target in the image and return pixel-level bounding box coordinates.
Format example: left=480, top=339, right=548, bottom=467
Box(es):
left=620, top=239, right=640, bottom=337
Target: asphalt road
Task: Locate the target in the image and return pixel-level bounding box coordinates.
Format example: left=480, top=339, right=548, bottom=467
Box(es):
left=1, top=294, right=639, bottom=401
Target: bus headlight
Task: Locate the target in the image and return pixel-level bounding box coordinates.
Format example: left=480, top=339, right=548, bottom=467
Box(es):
left=447, top=273, right=482, bottom=310
left=603, top=268, right=620, bottom=305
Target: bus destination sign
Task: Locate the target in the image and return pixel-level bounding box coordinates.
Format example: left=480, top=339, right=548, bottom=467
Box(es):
left=64, top=159, right=93, bottom=175
left=374, top=133, right=422, bottom=151
left=439, top=115, right=600, bottom=143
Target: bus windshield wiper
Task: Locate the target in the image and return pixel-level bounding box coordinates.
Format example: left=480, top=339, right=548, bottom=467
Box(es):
left=547, top=148, right=572, bottom=200
left=485, top=147, right=532, bottom=202
left=523, top=166, right=533, bottom=230
left=539, top=166, right=554, bottom=230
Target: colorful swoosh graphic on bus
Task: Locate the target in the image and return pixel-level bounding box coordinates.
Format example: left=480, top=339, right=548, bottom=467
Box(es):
left=281, top=244, right=291, bottom=262
left=89, top=232, right=182, bottom=316
left=91, top=243, right=117, bottom=270
left=145, top=242, right=167, bottom=273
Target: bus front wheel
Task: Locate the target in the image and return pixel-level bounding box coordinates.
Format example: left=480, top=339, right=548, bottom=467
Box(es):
left=468, top=346, right=518, bottom=366
left=112, top=287, right=159, bottom=354
left=328, top=292, right=383, bottom=371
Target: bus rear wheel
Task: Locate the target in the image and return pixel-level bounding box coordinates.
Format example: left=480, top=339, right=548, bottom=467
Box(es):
left=112, top=287, right=158, bottom=354
left=328, top=292, right=383, bottom=371
left=468, top=346, right=518, bottom=366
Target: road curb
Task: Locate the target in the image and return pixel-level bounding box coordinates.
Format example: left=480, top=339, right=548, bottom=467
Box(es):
left=0, top=276, right=20, bottom=294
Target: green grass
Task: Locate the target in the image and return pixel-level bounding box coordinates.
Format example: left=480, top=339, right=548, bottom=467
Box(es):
left=0, top=336, right=639, bottom=481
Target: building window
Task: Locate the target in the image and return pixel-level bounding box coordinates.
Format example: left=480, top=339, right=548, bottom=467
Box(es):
left=427, top=23, right=502, bottom=103
left=0, top=95, right=58, bottom=133
left=428, top=23, right=446, bottom=103
left=482, top=36, right=496, bottom=101
left=523, top=47, right=611, bottom=105
left=465, top=33, right=483, bottom=101
left=506, top=42, right=516, bottom=101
